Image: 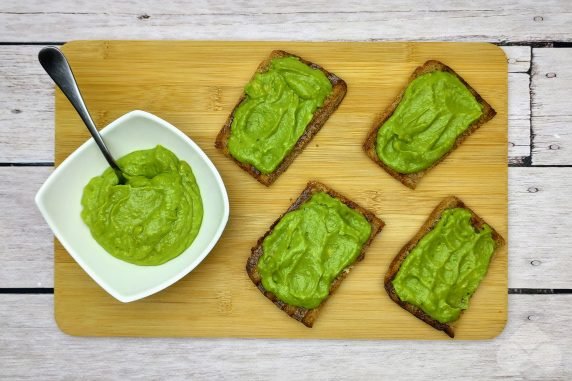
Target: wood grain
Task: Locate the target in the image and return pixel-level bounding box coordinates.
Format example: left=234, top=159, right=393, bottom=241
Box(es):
left=531, top=48, right=572, bottom=165
left=0, top=167, right=53, bottom=288
left=3, top=167, right=571, bottom=289
left=0, top=45, right=529, bottom=162
left=53, top=41, right=507, bottom=339
left=1, top=294, right=571, bottom=380
left=509, top=167, right=572, bottom=288
left=0, top=45, right=55, bottom=162
left=0, top=1, right=571, bottom=42
left=0, top=0, right=570, bottom=377
left=502, top=46, right=531, bottom=73
left=508, top=73, right=531, bottom=158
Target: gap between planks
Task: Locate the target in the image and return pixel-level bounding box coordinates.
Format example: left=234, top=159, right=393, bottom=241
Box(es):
left=1, top=166, right=571, bottom=289
left=0, top=45, right=530, bottom=162
left=531, top=48, right=572, bottom=165
left=0, top=294, right=570, bottom=379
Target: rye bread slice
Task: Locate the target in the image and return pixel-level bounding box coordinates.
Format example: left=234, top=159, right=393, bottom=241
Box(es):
left=384, top=196, right=505, bottom=338
left=246, top=181, right=384, bottom=327
left=363, top=60, right=497, bottom=189
left=215, top=50, right=347, bottom=186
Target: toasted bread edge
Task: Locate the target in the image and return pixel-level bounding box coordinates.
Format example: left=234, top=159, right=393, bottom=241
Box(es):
left=246, top=181, right=384, bottom=327
left=384, top=195, right=506, bottom=338
left=215, top=51, right=347, bottom=186
left=363, top=60, right=497, bottom=189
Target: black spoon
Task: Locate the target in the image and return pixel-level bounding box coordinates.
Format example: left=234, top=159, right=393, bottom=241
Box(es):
left=38, top=46, right=127, bottom=184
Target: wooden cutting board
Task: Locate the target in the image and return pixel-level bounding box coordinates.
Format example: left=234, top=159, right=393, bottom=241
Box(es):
left=54, top=41, right=507, bottom=339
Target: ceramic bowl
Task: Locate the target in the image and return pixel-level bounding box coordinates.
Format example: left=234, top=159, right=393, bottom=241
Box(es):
left=35, top=110, right=229, bottom=302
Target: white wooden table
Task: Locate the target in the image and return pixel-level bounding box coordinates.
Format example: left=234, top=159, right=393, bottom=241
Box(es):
left=1, top=1, right=571, bottom=379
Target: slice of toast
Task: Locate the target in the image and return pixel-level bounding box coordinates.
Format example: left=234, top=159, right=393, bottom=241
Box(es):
left=215, top=50, right=347, bottom=186
left=246, top=181, right=384, bottom=327
left=363, top=60, right=497, bottom=189
left=384, top=196, right=505, bottom=338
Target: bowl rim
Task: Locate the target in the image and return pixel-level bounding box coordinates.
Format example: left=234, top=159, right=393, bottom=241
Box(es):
left=35, top=109, right=230, bottom=302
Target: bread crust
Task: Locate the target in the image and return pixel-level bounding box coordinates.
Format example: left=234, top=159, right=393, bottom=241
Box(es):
left=384, top=196, right=506, bottom=338
left=246, top=181, right=384, bottom=327
left=215, top=50, right=347, bottom=186
left=363, top=60, right=497, bottom=189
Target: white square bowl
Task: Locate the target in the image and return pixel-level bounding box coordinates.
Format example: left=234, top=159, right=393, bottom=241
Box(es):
left=35, top=110, right=229, bottom=302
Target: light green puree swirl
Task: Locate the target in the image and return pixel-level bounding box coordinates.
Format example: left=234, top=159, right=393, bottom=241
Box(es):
left=228, top=56, right=333, bottom=174
left=81, top=145, right=203, bottom=266
left=376, top=71, right=483, bottom=174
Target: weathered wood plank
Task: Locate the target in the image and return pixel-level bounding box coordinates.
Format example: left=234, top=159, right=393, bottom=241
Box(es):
left=0, top=0, right=567, bottom=15
left=509, top=167, right=572, bottom=288
left=531, top=48, right=572, bottom=165
left=0, top=45, right=530, bottom=162
left=0, top=45, right=54, bottom=162
left=2, top=166, right=571, bottom=289
left=0, top=167, right=53, bottom=288
left=0, top=1, right=571, bottom=43
left=502, top=46, right=531, bottom=73
left=0, top=294, right=570, bottom=379
left=504, top=48, right=531, bottom=158
left=508, top=73, right=531, bottom=157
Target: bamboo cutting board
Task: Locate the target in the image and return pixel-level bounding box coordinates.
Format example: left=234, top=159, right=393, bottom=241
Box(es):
left=54, top=41, right=507, bottom=339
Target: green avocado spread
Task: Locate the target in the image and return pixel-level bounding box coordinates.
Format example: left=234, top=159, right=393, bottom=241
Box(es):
left=392, top=208, right=495, bottom=323
left=376, top=71, right=483, bottom=174
left=257, top=192, right=371, bottom=309
left=227, top=56, right=333, bottom=174
left=81, top=145, right=203, bottom=266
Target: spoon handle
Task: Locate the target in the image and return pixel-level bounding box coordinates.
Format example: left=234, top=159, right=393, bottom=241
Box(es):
left=38, top=46, right=122, bottom=173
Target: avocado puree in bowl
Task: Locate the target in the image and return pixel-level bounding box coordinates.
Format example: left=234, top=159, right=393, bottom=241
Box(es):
left=376, top=71, right=483, bottom=174
left=81, top=145, right=203, bottom=266
left=392, top=208, right=495, bottom=323
left=228, top=56, right=333, bottom=174
left=257, top=192, right=371, bottom=309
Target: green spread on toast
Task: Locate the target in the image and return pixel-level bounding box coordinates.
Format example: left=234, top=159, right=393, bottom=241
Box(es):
left=375, top=71, right=483, bottom=174
left=257, top=192, right=371, bottom=309
left=227, top=56, right=333, bottom=174
left=392, top=208, right=495, bottom=323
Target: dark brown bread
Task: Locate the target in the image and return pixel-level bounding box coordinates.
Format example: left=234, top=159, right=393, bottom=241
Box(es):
left=246, top=181, right=384, bottom=327
left=215, top=50, right=347, bottom=186
left=384, top=196, right=505, bottom=338
left=363, top=60, right=497, bottom=189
